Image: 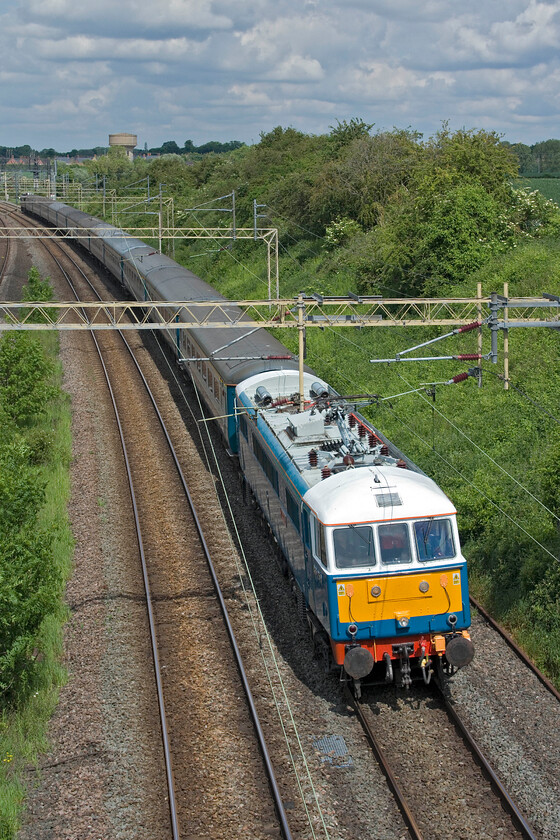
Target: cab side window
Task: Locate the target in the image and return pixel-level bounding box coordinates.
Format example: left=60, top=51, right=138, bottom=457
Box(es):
left=311, top=515, right=327, bottom=568
left=414, top=518, right=455, bottom=561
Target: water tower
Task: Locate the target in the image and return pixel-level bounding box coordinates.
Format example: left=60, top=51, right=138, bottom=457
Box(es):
left=108, top=133, right=137, bottom=161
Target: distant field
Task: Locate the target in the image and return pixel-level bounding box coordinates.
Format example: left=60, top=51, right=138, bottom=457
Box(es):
left=515, top=177, right=560, bottom=205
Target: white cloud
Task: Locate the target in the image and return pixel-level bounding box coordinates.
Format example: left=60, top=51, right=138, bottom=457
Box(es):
left=1, top=1, right=560, bottom=148
left=266, top=55, right=324, bottom=82
left=229, top=84, right=273, bottom=106
left=18, top=0, right=233, bottom=33
left=34, top=35, right=207, bottom=62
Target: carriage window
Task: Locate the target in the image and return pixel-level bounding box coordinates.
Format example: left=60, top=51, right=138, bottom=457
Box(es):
left=252, top=436, right=279, bottom=493
left=378, top=523, right=412, bottom=565
left=334, top=526, right=376, bottom=569
left=414, top=519, right=455, bottom=561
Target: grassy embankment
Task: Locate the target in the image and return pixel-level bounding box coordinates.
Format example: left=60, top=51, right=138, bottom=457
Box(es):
left=173, top=229, right=560, bottom=685
left=83, top=152, right=560, bottom=688
left=0, top=324, right=73, bottom=839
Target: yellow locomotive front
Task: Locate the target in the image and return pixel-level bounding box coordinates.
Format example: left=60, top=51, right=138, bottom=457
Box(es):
left=302, top=468, right=474, bottom=691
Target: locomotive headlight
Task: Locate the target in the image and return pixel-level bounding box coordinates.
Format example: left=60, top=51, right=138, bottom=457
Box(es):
left=371, top=585, right=381, bottom=598
left=419, top=580, right=429, bottom=593
left=398, top=616, right=409, bottom=628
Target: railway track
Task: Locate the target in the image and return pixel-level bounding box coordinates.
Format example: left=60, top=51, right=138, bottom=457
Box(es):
left=0, top=201, right=15, bottom=290
left=1, top=204, right=293, bottom=839
left=345, top=678, right=538, bottom=840
left=3, top=200, right=560, bottom=839
left=76, top=278, right=291, bottom=840
left=470, top=595, right=560, bottom=702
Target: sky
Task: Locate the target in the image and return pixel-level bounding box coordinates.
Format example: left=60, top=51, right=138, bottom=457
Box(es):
left=1, top=0, right=560, bottom=151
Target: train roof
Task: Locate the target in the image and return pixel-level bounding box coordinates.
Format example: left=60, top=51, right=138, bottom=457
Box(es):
left=304, top=466, right=455, bottom=526
left=21, top=198, right=300, bottom=384
left=236, top=370, right=449, bottom=523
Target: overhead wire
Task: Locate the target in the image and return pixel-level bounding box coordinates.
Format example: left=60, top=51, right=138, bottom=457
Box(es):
left=148, top=324, right=331, bottom=839
left=187, top=208, right=270, bottom=291
left=480, top=361, right=560, bottom=427
left=393, top=368, right=560, bottom=524
left=379, top=398, right=560, bottom=564
left=324, top=322, right=559, bottom=524
left=265, top=203, right=425, bottom=299
left=320, top=324, right=560, bottom=559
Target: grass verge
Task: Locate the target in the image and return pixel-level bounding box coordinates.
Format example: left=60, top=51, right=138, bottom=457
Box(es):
left=0, top=332, right=74, bottom=840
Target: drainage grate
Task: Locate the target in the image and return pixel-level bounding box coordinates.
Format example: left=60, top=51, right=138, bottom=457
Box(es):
left=312, top=734, right=353, bottom=768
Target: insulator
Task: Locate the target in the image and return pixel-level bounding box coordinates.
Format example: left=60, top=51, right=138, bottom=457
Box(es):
left=310, top=381, right=329, bottom=399
left=368, top=432, right=375, bottom=448
left=458, top=321, right=481, bottom=333
left=309, top=449, right=318, bottom=467
left=255, top=386, right=272, bottom=406
left=358, top=424, right=366, bottom=438
left=457, top=354, right=481, bottom=360
left=343, top=454, right=355, bottom=467
left=349, top=414, right=357, bottom=428
left=321, top=466, right=332, bottom=480
left=450, top=372, right=470, bottom=384
left=380, top=444, right=389, bottom=456
left=397, top=458, right=407, bottom=469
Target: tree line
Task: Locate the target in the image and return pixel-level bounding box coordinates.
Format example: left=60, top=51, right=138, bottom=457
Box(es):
left=506, top=139, right=560, bottom=175
left=0, top=139, right=245, bottom=163
left=5, top=135, right=560, bottom=173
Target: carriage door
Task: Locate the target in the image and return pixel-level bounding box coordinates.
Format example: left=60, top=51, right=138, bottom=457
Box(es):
left=307, top=512, right=329, bottom=626
left=301, top=506, right=312, bottom=603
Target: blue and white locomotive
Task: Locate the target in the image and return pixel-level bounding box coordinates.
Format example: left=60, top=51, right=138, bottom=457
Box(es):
left=21, top=195, right=474, bottom=692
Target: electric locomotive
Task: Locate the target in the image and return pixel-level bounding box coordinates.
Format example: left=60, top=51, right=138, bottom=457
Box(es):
left=236, top=369, right=473, bottom=693
left=21, top=195, right=474, bottom=693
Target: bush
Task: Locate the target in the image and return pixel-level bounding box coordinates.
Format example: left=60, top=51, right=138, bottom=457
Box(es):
left=0, top=334, right=56, bottom=425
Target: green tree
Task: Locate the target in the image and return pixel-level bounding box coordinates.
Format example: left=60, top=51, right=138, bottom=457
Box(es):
left=85, top=146, right=132, bottom=179
left=309, top=129, right=421, bottom=229
left=532, top=139, right=560, bottom=174
left=0, top=527, right=59, bottom=700
left=160, top=140, right=181, bottom=155
left=329, top=117, right=374, bottom=149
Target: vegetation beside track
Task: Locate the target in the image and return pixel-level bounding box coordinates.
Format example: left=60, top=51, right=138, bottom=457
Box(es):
left=74, top=123, right=560, bottom=687
left=0, top=269, right=73, bottom=840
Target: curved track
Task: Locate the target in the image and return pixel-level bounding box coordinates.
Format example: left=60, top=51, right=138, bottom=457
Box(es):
left=4, top=199, right=560, bottom=840
left=3, top=204, right=293, bottom=839
left=0, top=201, right=16, bottom=290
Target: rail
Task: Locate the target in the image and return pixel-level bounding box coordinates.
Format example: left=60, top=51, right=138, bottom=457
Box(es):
left=18, top=207, right=293, bottom=839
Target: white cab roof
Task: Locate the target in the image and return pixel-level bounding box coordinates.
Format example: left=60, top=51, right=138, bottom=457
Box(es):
left=303, top=464, right=456, bottom=526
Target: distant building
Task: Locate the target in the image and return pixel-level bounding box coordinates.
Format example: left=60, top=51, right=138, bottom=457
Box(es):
left=109, top=133, right=137, bottom=161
